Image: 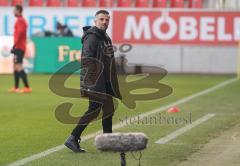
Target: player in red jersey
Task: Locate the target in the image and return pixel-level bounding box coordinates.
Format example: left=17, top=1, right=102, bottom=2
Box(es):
left=9, top=5, right=31, bottom=93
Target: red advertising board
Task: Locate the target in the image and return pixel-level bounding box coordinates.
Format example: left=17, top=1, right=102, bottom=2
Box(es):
left=112, top=11, right=240, bottom=45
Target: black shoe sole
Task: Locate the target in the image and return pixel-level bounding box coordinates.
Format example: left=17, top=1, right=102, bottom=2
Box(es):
left=64, top=142, right=86, bottom=153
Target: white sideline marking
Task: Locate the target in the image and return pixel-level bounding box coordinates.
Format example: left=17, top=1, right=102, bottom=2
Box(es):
left=155, top=113, right=216, bottom=144
left=7, top=78, right=237, bottom=166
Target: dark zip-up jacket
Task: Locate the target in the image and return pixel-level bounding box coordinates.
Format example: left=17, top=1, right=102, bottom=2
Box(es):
left=80, top=26, right=122, bottom=99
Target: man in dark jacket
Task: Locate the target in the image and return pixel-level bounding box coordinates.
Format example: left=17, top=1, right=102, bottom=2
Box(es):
left=64, top=10, right=121, bottom=152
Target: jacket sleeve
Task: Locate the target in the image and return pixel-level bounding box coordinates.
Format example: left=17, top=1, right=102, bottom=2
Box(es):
left=82, top=34, right=98, bottom=58
left=81, top=34, right=103, bottom=88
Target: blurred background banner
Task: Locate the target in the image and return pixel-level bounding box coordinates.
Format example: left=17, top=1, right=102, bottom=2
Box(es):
left=0, top=8, right=110, bottom=37
left=0, top=36, right=13, bottom=74
left=0, top=7, right=240, bottom=74
left=112, top=10, right=240, bottom=45
left=32, top=37, right=81, bottom=73
left=1, top=7, right=239, bottom=44
left=0, top=36, right=34, bottom=74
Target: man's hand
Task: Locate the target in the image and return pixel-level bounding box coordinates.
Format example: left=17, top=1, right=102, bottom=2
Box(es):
left=11, top=46, right=15, bottom=54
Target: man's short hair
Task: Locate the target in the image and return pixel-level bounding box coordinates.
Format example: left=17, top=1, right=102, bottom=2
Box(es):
left=15, top=4, right=23, bottom=13
left=95, top=10, right=109, bottom=16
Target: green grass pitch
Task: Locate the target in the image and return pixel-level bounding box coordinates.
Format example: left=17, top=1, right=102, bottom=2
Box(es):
left=0, top=74, right=239, bottom=166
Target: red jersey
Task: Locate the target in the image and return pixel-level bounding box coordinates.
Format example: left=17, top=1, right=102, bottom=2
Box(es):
left=14, top=16, right=27, bottom=51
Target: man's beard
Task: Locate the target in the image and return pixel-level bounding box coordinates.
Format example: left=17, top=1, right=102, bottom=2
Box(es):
left=100, top=25, right=108, bottom=30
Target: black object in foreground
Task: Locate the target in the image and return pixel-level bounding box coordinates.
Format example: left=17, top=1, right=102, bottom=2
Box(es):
left=64, top=135, right=86, bottom=153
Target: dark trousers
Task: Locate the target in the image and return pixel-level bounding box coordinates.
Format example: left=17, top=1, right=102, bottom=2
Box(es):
left=71, top=94, right=114, bottom=139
